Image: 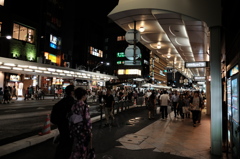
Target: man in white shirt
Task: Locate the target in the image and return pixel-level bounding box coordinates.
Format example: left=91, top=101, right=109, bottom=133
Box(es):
left=160, top=90, right=170, bottom=120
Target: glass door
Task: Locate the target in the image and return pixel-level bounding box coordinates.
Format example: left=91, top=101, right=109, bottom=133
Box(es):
left=231, top=74, right=240, bottom=158
left=227, top=78, right=232, bottom=149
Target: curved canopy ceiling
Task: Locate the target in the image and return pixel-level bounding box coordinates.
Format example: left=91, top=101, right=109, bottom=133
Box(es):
left=108, top=8, right=210, bottom=79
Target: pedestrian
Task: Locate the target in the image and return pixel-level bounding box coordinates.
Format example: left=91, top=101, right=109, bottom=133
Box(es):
left=24, top=87, right=29, bottom=100
left=0, top=87, right=3, bottom=103
left=183, top=93, right=191, bottom=118
left=54, top=87, right=59, bottom=99
left=3, top=86, right=10, bottom=104
left=189, top=91, right=203, bottom=127
left=171, top=90, right=179, bottom=118
left=148, top=90, right=157, bottom=120
left=159, top=90, right=170, bottom=120
left=50, top=85, right=76, bottom=159
left=12, top=86, right=18, bottom=100
left=133, top=90, right=138, bottom=104
left=103, top=89, right=115, bottom=126
left=68, top=87, right=93, bottom=159
left=176, top=94, right=185, bottom=119
left=28, top=85, right=34, bottom=100
left=97, top=90, right=103, bottom=103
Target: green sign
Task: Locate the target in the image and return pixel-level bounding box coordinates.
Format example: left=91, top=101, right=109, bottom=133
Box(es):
left=117, top=52, right=125, bottom=57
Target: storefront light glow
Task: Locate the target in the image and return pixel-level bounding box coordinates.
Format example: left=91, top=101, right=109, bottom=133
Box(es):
left=4, top=63, right=16, bottom=66
left=0, top=66, right=11, bottom=69
left=48, top=68, right=55, bottom=72
left=63, top=70, right=69, bottom=73
left=44, top=71, right=51, bottom=74
left=52, top=72, right=58, bottom=75
left=18, top=65, right=28, bottom=68
left=59, top=73, right=65, bottom=76
left=38, top=67, right=46, bottom=70
left=56, top=69, right=63, bottom=72
left=13, top=67, right=23, bottom=70
left=29, top=66, right=38, bottom=69
left=24, top=69, right=33, bottom=71
left=35, top=70, right=42, bottom=73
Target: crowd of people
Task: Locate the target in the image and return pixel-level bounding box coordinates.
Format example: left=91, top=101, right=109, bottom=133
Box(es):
left=50, top=85, right=206, bottom=159
left=0, top=85, right=67, bottom=103
left=143, top=89, right=206, bottom=127
left=0, top=86, right=18, bottom=104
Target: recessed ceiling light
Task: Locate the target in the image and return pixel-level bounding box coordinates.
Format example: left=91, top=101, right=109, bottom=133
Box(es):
left=139, top=26, right=145, bottom=32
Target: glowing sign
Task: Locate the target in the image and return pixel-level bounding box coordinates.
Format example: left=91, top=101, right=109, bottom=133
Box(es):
left=118, top=69, right=141, bottom=75
left=185, top=62, right=208, bottom=68
left=194, top=76, right=206, bottom=81
left=49, top=54, right=56, bottom=63
left=117, top=52, right=125, bottom=57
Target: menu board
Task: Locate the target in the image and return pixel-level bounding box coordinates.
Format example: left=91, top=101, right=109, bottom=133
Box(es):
left=231, top=77, right=239, bottom=123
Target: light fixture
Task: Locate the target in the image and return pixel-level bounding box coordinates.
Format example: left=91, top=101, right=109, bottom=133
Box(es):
left=167, top=54, right=171, bottom=58
left=139, top=26, right=145, bottom=32
left=6, top=36, right=12, bottom=39
left=157, top=42, right=161, bottom=49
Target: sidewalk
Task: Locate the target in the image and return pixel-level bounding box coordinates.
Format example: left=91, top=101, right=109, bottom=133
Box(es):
left=1, top=102, right=228, bottom=159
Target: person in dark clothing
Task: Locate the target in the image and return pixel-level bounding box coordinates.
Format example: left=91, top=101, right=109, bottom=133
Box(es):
left=148, top=90, right=157, bottom=119
left=103, top=89, right=115, bottom=126
left=176, top=94, right=185, bottom=119
left=3, top=86, right=10, bottom=104
left=51, top=85, right=75, bottom=159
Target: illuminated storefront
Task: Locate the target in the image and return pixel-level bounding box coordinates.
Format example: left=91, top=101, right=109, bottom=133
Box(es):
left=0, top=57, right=118, bottom=94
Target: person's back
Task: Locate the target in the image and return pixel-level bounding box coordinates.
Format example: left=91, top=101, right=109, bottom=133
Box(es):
left=160, top=93, right=169, bottom=106
left=51, top=85, right=75, bottom=159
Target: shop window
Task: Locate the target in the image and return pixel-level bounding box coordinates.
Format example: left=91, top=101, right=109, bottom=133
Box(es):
left=12, top=23, right=35, bottom=43
left=117, top=36, right=125, bottom=41
left=0, top=0, right=4, bottom=6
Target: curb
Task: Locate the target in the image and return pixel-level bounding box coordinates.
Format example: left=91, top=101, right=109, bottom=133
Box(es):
left=0, top=104, right=140, bottom=157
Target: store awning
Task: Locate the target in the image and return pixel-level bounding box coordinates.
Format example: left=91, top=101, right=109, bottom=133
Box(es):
left=0, top=57, right=118, bottom=81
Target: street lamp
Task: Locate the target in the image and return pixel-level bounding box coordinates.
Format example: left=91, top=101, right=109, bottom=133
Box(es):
left=92, top=61, right=110, bottom=72
left=92, top=61, right=104, bottom=72
left=0, top=35, right=12, bottom=39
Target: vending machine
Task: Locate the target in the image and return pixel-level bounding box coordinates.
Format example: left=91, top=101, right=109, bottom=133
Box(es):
left=227, top=64, right=239, bottom=158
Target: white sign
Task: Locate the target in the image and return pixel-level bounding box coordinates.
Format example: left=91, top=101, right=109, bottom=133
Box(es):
left=125, top=29, right=140, bottom=44
left=185, top=62, right=207, bottom=68
left=194, top=76, right=206, bottom=81
left=125, top=45, right=141, bottom=60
